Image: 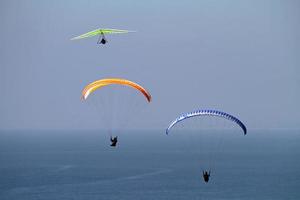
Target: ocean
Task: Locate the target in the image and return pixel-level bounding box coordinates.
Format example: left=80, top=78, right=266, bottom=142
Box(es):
left=0, top=130, right=299, bottom=200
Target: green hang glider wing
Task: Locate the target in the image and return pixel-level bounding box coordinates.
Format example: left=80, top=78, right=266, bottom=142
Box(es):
left=71, top=28, right=134, bottom=40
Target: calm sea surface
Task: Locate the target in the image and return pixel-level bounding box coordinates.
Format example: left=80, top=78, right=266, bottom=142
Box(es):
left=0, top=130, right=299, bottom=200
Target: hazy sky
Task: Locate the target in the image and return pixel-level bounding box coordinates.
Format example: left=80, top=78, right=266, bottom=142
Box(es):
left=0, top=0, right=299, bottom=131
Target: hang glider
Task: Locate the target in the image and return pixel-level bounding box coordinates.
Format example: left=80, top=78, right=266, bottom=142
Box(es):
left=71, top=28, right=135, bottom=44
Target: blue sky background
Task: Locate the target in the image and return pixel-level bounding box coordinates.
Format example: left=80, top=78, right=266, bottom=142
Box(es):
left=0, top=0, right=299, bottom=130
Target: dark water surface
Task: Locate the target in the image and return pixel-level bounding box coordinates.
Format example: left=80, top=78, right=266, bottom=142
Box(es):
left=0, top=130, right=299, bottom=200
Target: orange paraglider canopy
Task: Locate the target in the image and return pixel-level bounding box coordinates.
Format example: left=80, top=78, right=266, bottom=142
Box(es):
left=81, top=78, right=151, bottom=102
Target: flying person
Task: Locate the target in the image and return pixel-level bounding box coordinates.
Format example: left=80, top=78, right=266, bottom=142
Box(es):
left=166, top=110, right=247, bottom=183
left=110, top=136, right=118, bottom=147
left=81, top=78, right=152, bottom=149
left=202, top=170, right=210, bottom=183
left=97, top=32, right=107, bottom=44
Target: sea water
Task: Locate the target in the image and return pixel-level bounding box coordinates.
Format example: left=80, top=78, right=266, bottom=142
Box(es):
left=0, top=130, right=299, bottom=200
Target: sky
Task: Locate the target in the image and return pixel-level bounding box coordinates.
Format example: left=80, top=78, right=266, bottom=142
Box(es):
left=0, top=0, right=299, bottom=131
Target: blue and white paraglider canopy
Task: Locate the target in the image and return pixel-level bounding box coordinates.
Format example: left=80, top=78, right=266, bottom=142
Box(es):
left=166, top=109, right=247, bottom=135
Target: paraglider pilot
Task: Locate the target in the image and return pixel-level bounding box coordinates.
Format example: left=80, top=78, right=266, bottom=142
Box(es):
left=110, top=136, right=118, bottom=147
left=202, top=170, right=210, bottom=183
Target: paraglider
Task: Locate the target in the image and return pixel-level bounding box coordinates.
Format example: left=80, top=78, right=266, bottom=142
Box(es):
left=166, top=109, right=247, bottom=182
left=81, top=78, right=151, bottom=147
left=166, top=109, right=247, bottom=135
left=71, top=28, right=134, bottom=45
left=81, top=78, right=151, bottom=102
